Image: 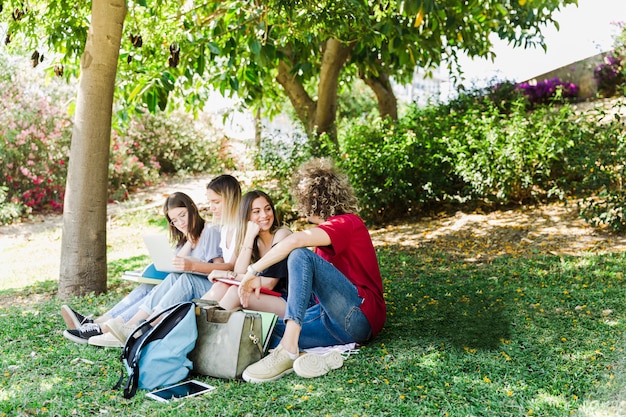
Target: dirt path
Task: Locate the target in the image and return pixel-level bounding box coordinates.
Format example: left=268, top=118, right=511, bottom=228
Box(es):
left=370, top=201, right=626, bottom=261
left=0, top=173, right=219, bottom=290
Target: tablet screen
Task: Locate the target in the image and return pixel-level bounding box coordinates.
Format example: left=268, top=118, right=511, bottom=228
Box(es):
left=147, top=380, right=215, bottom=402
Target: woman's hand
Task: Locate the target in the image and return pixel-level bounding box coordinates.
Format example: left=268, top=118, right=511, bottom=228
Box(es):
left=208, top=269, right=233, bottom=283
left=244, top=221, right=260, bottom=243
left=172, top=256, right=193, bottom=272
left=238, top=272, right=262, bottom=308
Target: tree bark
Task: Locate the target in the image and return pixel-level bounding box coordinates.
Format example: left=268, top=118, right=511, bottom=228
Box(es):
left=362, top=72, right=398, bottom=120
left=276, top=59, right=317, bottom=138
left=276, top=38, right=353, bottom=153
left=58, top=0, right=127, bottom=299
left=315, top=38, right=353, bottom=143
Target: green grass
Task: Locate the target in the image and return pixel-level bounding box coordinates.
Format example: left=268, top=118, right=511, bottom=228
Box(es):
left=1, top=244, right=625, bottom=416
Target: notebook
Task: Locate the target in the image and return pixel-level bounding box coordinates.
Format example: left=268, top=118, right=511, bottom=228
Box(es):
left=243, top=309, right=279, bottom=352
left=123, top=263, right=169, bottom=280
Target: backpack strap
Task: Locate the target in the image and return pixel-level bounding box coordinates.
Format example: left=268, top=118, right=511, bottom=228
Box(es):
left=112, top=302, right=196, bottom=399
left=122, top=362, right=140, bottom=399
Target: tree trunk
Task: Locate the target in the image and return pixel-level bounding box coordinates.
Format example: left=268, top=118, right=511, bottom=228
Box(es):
left=58, top=0, right=127, bottom=299
left=276, top=38, right=353, bottom=154
left=276, top=59, right=317, bottom=138
left=314, top=38, right=353, bottom=146
left=362, top=72, right=398, bottom=120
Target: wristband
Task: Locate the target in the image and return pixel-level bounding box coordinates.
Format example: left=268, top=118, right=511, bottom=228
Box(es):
left=247, top=264, right=260, bottom=276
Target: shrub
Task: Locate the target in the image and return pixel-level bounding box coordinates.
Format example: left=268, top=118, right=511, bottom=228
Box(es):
left=338, top=111, right=457, bottom=224
left=333, top=90, right=596, bottom=223
left=108, top=129, right=162, bottom=201
left=444, top=99, right=583, bottom=203
left=0, top=186, right=25, bottom=225
left=0, top=56, right=72, bottom=218
left=118, top=111, right=234, bottom=177
left=337, top=80, right=378, bottom=122
left=515, top=77, right=579, bottom=105
left=594, top=53, right=625, bottom=98
left=0, top=54, right=234, bottom=221
left=577, top=105, right=626, bottom=231
left=579, top=192, right=626, bottom=233
left=254, top=131, right=312, bottom=223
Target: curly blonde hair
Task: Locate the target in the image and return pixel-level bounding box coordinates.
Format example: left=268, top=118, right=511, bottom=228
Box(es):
left=291, top=158, right=359, bottom=220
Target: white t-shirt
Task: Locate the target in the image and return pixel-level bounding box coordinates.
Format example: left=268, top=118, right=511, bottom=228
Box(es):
left=219, top=226, right=237, bottom=263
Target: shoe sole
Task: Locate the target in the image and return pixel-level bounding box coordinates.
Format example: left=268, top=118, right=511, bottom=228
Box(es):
left=62, top=329, right=89, bottom=345
left=242, top=367, right=293, bottom=383
left=293, top=350, right=344, bottom=378
left=61, top=305, right=82, bottom=330
left=88, top=335, right=123, bottom=348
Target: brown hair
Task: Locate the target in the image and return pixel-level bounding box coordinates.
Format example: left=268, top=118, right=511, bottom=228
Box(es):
left=290, top=157, right=358, bottom=220
left=234, top=190, right=281, bottom=261
left=163, top=192, right=205, bottom=248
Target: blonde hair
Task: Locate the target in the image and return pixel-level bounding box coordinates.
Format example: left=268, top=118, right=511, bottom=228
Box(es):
left=291, top=158, right=359, bottom=220
left=206, top=174, right=241, bottom=229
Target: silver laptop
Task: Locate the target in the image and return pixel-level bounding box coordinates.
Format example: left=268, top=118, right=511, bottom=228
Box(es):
left=142, top=234, right=184, bottom=273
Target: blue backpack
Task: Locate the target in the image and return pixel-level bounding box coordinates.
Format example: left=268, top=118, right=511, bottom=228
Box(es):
left=114, top=302, right=198, bottom=399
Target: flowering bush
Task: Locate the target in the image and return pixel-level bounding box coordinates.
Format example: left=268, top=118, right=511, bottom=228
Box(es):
left=108, top=129, right=162, bottom=201
left=0, top=186, right=25, bottom=224
left=515, top=77, right=579, bottom=105
left=0, top=55, right=233, bottom=224
left=0, top=58, right=72, bottom=219
left=594, top=53, right=625, bottom=97
left=116, top=111, right=233, bottom=177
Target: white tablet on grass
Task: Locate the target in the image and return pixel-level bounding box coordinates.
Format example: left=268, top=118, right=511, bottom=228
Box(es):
left=146, top=379, right=215, bottom=403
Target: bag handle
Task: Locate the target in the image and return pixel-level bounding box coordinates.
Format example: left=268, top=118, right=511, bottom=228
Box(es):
left=195, top=304, right=263, bottom=353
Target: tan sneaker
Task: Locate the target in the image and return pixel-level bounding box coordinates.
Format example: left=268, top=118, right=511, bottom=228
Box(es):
left=106, top=319, right=138, bottom=343
left=293, top=350, right=344, bottom=378
left=88, top=332, right=124, bottom=348
left=242, top=345, right=295, bottom=383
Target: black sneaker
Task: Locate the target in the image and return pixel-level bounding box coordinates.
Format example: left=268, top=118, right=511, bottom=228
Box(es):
left=62, top=323, right=103, bottom=344
left=61, top=305, right=94, bottom=330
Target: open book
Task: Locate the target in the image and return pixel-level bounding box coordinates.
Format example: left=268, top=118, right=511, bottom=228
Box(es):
left=215, top=278, right=282, bottom=297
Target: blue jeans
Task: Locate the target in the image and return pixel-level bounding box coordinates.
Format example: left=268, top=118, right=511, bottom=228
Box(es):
left=138, top=273, right=184, bottom=314
left=139, top=273, right=213, bottom=315
left=270, top=248, right=372, bottom=350
left=105, top=283, right=155, bottom=322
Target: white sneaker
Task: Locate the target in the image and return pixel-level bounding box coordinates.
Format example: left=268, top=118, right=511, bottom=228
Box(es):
left=88, top=332, right=124, bottom=348
left=293, top=350, right=344, bottom=378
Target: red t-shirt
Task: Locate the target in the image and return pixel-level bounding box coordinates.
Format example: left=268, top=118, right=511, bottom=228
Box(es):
left=315, top=214, right=386, bottom=338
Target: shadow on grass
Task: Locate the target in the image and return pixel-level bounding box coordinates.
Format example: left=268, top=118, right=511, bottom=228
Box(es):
left=383, top=294, right=511, bottom=350
left=378, top=244, right=512, bottom=351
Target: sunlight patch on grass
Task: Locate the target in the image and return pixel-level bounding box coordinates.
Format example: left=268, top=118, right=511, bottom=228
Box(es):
left=577, top=400, right=626, bottom=417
